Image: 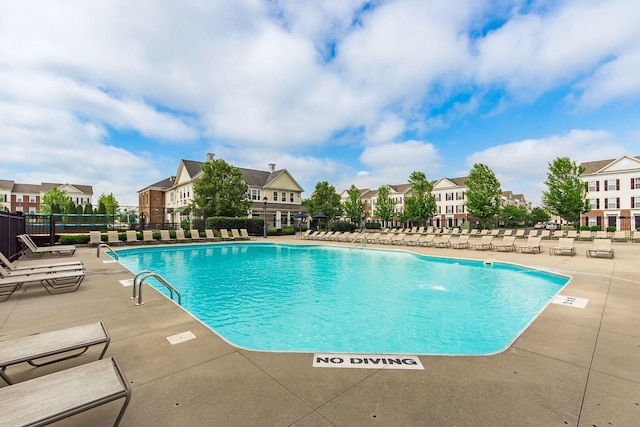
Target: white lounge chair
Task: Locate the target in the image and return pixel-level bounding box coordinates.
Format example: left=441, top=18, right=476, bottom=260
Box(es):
left=517, top=236, right=542, bottom=253
left=219, top=229, right=235, bottom=241
left=492, top=236, right=516, bottom=252
left=433, top=234, right=452, bottom=248
left=159, top=230, right=175, bottom=244
left=125, top=230, right=140, bottom=245
left=550, top=238, right=576, bottom=256
left=469, top=235, right=493, bottom=250
left=0, top=251, right=83, bottom=275
left=0, top=267, right=85, bottom=301
left=205, top=229, right=217, bottom=242
left=0, top=322, right=110, bottom=385
left=107, top=231, right=123, bottom=246
left=89, top=231, right=102, bottom=246
left=190, top=229, right=203, bottom=242
left=0, top=357, right=131, bottom=426
left=586, top=239, right=614, bottom=259
left=174, top=229, right=190, bottom=243
left=18, top=235, right=76, bottom=257
left=450, top=235, right=470, bottom=249
left=142, top=230, right=158, bottom=244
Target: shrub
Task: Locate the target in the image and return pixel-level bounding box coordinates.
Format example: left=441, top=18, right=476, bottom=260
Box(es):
left=606, top=226, right=616, bottom=232
left=329, top=221, right=356, bottom=232
left=579, top=226, right=591, bottom=231
left=590, top=226, right=601, bottom=231
left=205, top=217, right=263, bottom=235
left=365, top=222, right=382, bottom=229
left=60, top=234, right=91, bottom=245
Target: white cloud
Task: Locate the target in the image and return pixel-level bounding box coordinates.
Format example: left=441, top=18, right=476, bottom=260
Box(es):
left=358, top=140, right=441, bottom=185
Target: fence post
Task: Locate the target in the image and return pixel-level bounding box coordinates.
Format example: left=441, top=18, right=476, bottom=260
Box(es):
left=49, top=214, right=56, bottom=245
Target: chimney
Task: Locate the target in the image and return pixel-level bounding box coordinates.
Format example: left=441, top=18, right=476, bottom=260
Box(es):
left=268, top=163, right=276, bottom=173
left=206, top=153, right=215, bottom=162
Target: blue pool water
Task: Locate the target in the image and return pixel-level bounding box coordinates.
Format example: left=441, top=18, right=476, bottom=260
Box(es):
left=115, top=243, right=569, bottom=355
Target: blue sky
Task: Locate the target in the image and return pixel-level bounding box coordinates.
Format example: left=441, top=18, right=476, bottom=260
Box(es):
left=1, top=0, right=639, bottom=207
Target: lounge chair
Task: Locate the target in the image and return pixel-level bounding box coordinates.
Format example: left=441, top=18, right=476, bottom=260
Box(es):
left=0, top=251, right=83, bottom=275
left=586, top=239, right=615, bottom=259
left=551, top=230, right=565, bottom=239
left=107, top=231, right=123, bottom=246
left=0, top=322, right=110, bottom=385
left=89, top=231, right=103, bottom=246
left=240, top=229, right=255, bottom=240
left=174, top=229, right=190, bottom=243
left=205, top=229, right=217, bottom=241
left=190, top=229, right=203, bottom=242
left=18, top=235, right=76, bottom=257
left=0, top=268, right=85, bottom=301
left=566, top=230, right=578, bottom=239
left=376, top=233, right=395, bottom=244
left=231, top=229, right=250, bottom=240
left=417, top=234, right=436, bottom=247
left=502, top=229, right=513, bottom=237
left=579, top=230, right=593, bottom=240
left=219, top=229, right=235, bottom=241
left=125, top=230, right=140, bottom=245
left=469, top=229, right=479, bottom=235
left=403, top=234, right=421, bottom=246
left=515, top=229, right=526, bottom=238
left=550, top=238, right=576, bottom=256
left=632, top=230, right=640, bottom=243
left=489, top=229, right=500, bottom=236
left=460, top=229, right=469, bottom=235
left=539, top=230, right=551, bottom=239
left=390, top=233, right=406, bottom=245
left=159, top=230, right=175, bottom=244
left=517, top=236, right=542, bottom=253
left=0, top=357, right=131, bottom=426
left=469, top=235, right=493, bottom=250
left=433, top=234, right=452, bottom=248
left=479, top=229, right=489, bottom=236
left=300, top=230, right=313, bottom=239
left=142, top=230, right=158, bottom=244
left=450, top=235, right=470, bottom=249
left=612, top=231, right=627, bottom=242
left=492, top=236, right=516, bottom=252
left=595, top=230, right=608, bottom=239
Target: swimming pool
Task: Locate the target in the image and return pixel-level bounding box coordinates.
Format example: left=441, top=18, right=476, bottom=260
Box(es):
left=115, top=243, right=570, bottom=355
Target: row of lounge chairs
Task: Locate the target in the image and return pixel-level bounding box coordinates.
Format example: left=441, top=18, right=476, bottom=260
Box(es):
left=90, top=228, right=255, bottom=246
left=302, top=231, right=616, bottom=258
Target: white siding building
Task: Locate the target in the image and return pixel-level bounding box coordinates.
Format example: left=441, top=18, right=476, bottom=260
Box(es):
left=580, top=155, right=640, bottom=231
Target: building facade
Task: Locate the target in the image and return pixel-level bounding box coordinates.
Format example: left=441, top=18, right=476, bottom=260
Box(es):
left=138, top=154, right=306, bottom=230
left=0, top=180, right=93, bottom=213
left=580, top=155, right=640, bottom=231
left=345, top=177, right=531, bottom=228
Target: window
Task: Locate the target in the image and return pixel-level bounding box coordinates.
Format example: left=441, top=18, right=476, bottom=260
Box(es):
left=16, top=195, right=22, bottom=202
left=282, top=192, right=286, bottom=202
left=606, top=179, right=618, bottom=191
left=456, top=191, right=464, bottom=200
left=273, top=191, right=278, bottom=202
left=435, top=194, right=441, bottom=201
left=249, top=189, right=261, bottom=200
left=289, top=192, right=294, bottom=203
left=30, top=195, right=36, bottom=203
left=632, top=177, right=640, bottom=189
left=588, top=198, right=599, bottom=210
left=446, top=206, right=453, bottom=214
left=633, top=197, right=640, bottom=208
left=437, top=206, right=441, bottom=214
left=588, top=216, right=598, bottom=226
left=587, top=180, right=599, bottom=192
left=605, top=198, right=618, bottom=209
left=456, top=204, right=465, bottom=213
left=445, top=192, right=454, bottom=201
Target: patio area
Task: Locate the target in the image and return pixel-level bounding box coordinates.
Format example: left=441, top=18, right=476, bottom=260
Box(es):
left=1, top=236, right=638, bottom=426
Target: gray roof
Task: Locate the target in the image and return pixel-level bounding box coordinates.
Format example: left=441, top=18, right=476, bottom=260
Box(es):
left=41, top=182, right=93, bottom=195
left=580, top=156, right=640, bottom=175
left=139, top=176, right=176, bottom=192
left=11, top=183, right=43, bottom=194
left=0, top=180, right=15, bottom=191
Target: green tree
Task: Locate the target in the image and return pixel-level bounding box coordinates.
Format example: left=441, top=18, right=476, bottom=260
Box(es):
left=465, top=163, right=502, bottom=228
left=192, top=158, right=251, bottom=217
left=542, top=157, right=589, bottom=222
left=97, top=193, right=119, bottom=215
left=374, top=185, right=396, bottom=223
left=304, top=181, right=342, bottom=220
left=404, top=171, right=437, bottom=226
left=40, top=187, right=71, bottom=214
left=499, top=205, right=527, bottom=227
left=342, top=185, right=365, bottom=227
left=530, top=206, right=550, bottom=223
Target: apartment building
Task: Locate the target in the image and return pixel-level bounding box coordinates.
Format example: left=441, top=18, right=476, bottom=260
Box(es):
left=138, top=153, right=306, bottom=229
left=0, top=180, right=93, bottom=213
left=580, top=154, right=640, bottom=231
left=349, top=177, right=530, bottom=227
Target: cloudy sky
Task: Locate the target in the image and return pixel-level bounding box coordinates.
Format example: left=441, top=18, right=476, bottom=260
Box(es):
left=1, top=0, right=639, bottom=207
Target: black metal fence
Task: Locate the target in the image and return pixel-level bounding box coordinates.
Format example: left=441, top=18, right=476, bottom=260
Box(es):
left=0, top=211, right=25, bottom=261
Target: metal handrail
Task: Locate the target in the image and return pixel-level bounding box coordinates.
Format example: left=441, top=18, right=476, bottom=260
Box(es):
left=96, top=243, right=119, bottom=260
left=348, top=232, right=367, bottom=250
left=134, top=272, right=181, bottom=306
left=131, top=270, right=153, bottom=300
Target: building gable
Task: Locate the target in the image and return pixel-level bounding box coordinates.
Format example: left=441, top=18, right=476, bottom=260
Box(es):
left=263, top=170, right=304, bottom=192
left=581, top=155, right=640, bottom=175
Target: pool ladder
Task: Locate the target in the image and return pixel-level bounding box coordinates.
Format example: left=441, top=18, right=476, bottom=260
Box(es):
left=131, top=271, right=182, bottom=306
left=96, top=243, right=119, bottom=260
left=348, top=232, right=367, bottom=250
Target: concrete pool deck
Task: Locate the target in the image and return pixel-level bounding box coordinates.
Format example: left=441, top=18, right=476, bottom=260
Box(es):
left=0, top=236, right=638, bottom=426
